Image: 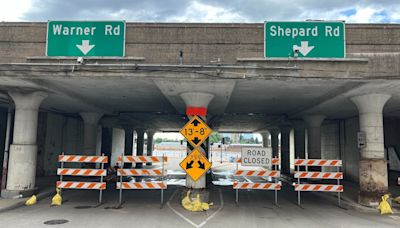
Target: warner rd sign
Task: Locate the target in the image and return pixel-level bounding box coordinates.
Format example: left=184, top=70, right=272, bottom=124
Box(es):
left=265, top=21, right=345, bottom=58
left=47, top=21, right=125, bottom=57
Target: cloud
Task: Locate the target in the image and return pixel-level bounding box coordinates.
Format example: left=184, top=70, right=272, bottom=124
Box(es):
left=0, top=0, right=399, bottom=23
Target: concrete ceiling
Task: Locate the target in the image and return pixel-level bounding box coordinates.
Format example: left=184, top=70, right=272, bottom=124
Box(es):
left=0, top=61, right=399, bottom=132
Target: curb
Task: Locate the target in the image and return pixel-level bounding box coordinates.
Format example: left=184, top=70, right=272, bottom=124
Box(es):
left=0, top=188, right=54, bottom=213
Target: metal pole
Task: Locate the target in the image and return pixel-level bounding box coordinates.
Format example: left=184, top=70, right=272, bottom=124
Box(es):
left=1, top=107, right=13, bottom=191
left=161, top=154, right=165, bottom=208
left=60, top=152, right=64, bottom=197
left=337, top=165, right=341, bottom=207
left=99, top=154, right=104, bottom=204
left=236, top=188, right=238, bottom=205
left=297, top=160, right=300, bottom=206
left=118, top=156, right=123, bottom=206
left=274, top=156, right=278, bottom=205
left=235, top=154, right=239, bottom=205
left=220, top=143, right=223, bottom=164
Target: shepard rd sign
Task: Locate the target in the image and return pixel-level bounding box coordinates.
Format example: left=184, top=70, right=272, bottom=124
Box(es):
left=264, top=21, right=345, bottom=58
left=241, top=147, right=272, bottom=168
left=46, top=21, right=125, bottom=57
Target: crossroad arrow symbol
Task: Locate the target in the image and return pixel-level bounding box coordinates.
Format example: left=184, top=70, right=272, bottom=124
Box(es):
left=76, top=40, right=95, bottom=55
left=191, top=119, right=200, bottom=127
left=186, top=160, right=194, bottom=169
left=293, top=41, right=314, bottom=56
left=192, top=137, right=201, bottom=145
left=198, top=161, right=205, bottom=170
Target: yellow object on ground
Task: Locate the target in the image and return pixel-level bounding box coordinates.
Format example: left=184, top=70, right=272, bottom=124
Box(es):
left=377, top=194, right=393, bottom=215
left=181, top=191, right=213, bottom=212
left=51, top=188, right=62, bottom=206
left=25, top=195, right=37, bottom=206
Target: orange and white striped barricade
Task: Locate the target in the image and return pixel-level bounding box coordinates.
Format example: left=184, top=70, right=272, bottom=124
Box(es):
left=233, top=156, right=281, bottom=205
left=117, top=155, right=167, bottom=207
left=57, top=153, right=108, bottom=204
left=294, top=159, right=343, bottom=206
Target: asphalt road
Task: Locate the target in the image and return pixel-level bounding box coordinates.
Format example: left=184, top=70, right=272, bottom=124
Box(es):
left=0, top=160, right=399, bottom=228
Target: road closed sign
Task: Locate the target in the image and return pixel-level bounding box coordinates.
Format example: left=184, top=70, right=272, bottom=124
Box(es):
left=241, top=147, right=272, bottom=168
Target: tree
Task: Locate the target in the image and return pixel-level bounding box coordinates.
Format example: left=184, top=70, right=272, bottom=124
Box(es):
left=209, top=132, right=222, bottom=143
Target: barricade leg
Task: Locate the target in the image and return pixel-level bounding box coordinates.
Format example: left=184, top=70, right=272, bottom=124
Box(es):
left=99, top=156, right=104, bottom=204
left=337, top=166, right=341, bottom=207
left=297, top=164, right=301, bottom=206
left=236, top=188, right=239, bottom=205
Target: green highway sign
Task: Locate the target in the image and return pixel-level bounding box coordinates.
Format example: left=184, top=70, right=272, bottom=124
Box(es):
left=264, top=21, right=345, bottom=58
left=46, top=21, right=125, bottom=57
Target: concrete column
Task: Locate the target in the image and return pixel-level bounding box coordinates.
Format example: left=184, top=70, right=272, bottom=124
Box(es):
left=80, top=112, right=103, bottom=156
left=293, top=120, right=306, bottom=159
left=146, top=130, right=156, bottom=166
left=351, top=94, right=391, bottom=206
left=303, top=115, right=325, bottom=159
left=135, top=128, right=145, bottom=168
left=260, top=132, right=270, bottom=147
left=3, top=91, right=47, bottom=197
left=180, top=92, right=214, bottom=189
left=268, top=128, right=280, bottom=158
left=279, top=125, right=291, bottom=174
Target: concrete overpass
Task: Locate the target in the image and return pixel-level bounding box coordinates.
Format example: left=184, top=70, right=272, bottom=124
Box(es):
left=0, top=22, right=400, bottom=207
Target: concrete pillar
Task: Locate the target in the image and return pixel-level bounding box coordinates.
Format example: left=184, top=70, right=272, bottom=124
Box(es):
left=268, top=128, right=280, bottom=158
left=303, top=115, right=325, bottom=159
left=135, top=128, right=145, bottom=168
left=293, top=120, right=306, bottom=160
left=350, top=94, right=391, bottom=206
left=279, top=125, right=291, bottom=174
left=146, top=130, right=156, bottom=166
left=3, top=91, right=47, bottom=197
left=80, top=112, right=103, bottom=156
left=180, top=92, right=214, bottom=189
left=260, top=132, right=270, bottom=147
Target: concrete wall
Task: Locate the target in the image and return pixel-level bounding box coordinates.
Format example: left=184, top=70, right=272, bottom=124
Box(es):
left=0, top=108, right=7, bottom=179
left=0, top=23, right=400, bottom=64
left=111, top=128, right=124, bottom=167
left=37, top=112, right=84, bottom=175
left=383, top=117, right=400, bottom=153
left=321, top=121, right=341, bottom=172
left=343, top=117, right=360, bottom=182
left=321, top=122, right=340, bottom=160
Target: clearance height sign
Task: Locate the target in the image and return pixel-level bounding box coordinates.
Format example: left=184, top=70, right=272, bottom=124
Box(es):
left=47, top=21, right=125, bottom=56
left=241, top=147, right=272, bottom=169
left=264, top=21, right=345, bottom=58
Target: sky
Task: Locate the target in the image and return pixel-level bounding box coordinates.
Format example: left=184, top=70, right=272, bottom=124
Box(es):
left=0, top=0, right=399, bottom=23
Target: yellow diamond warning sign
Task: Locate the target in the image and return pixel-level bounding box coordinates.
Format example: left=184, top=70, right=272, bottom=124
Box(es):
left=179, top=149, right=211, bottom=181
left=180, top=116, right=212, bottom=148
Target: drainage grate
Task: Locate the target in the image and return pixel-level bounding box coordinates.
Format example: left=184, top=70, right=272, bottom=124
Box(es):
left=74, top=205, right=92, bottom=209
left=44, top=219, right=69, bottom=225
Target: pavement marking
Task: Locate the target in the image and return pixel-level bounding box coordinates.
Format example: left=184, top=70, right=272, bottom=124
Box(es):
left=167, top=188, right=224, bottom=228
